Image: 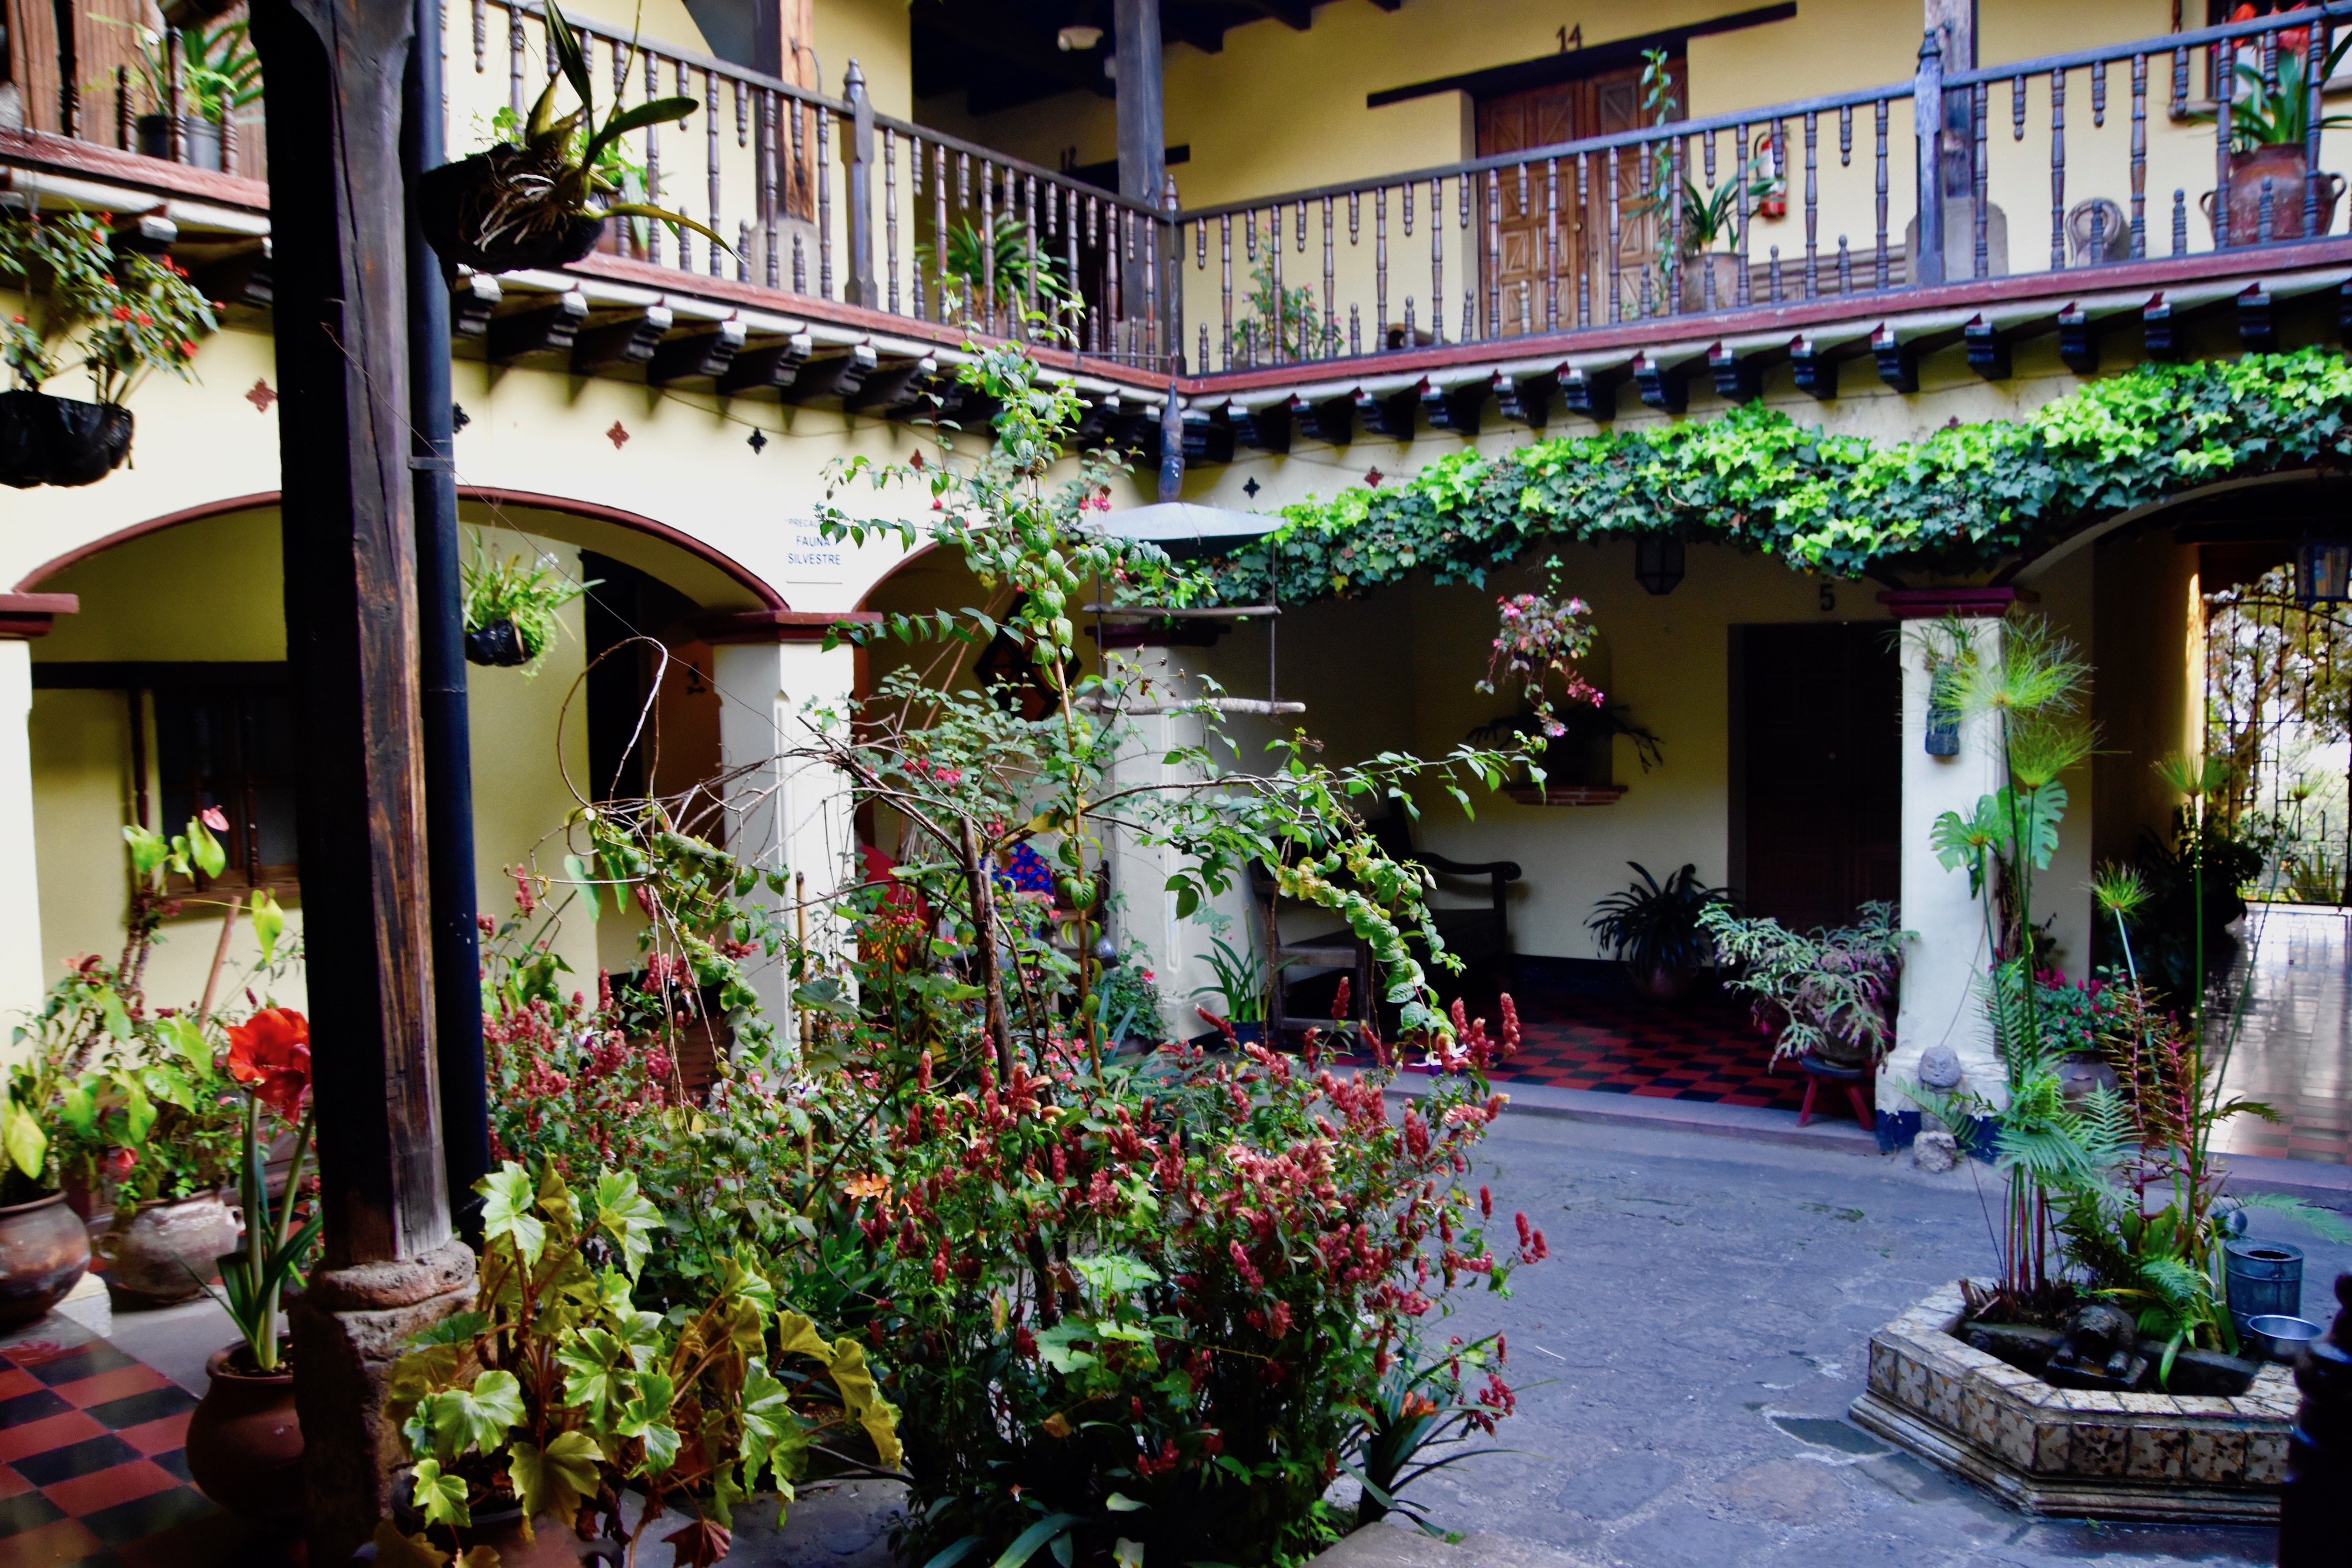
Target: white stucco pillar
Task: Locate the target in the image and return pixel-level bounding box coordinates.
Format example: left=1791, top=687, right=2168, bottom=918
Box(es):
left=0, top=636, right=45, bottom=1030
left=712, top=626, right=857, bottom=1058
left=1886, top=610, right=2008, bottom=1128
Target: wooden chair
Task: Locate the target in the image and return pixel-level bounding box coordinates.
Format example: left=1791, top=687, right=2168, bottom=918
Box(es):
left=1252, top=814, right=1521, bottom=1042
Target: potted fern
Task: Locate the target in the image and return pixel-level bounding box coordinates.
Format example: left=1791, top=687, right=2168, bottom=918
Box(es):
left=1586, top=862, right=1731, bottom=1003
left=462, top=546, right=593, bottom=671
left=0, top=209, right=218, bottom=487
left=419, top=0, right=725, bottom=273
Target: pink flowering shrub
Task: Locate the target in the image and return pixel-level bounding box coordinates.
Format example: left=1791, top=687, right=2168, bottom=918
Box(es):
left=821, top=1002, right=1542, bottom=1567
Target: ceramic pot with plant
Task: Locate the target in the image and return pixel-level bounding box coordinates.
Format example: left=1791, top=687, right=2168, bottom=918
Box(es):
left=185, top=1006, right=319, bottom=1526
left=1588, top=862, right=1732, bottom=1003
left=376, top=1161, right=898, bottom=1568
left=96, top=14, right=260, bottom=173
left=2194, top=25, right=2352, bottom=243
left=0, top=1192, right=89, bottom=1330
left=99, top=1189, right=240, bottom=1308
left=0, top=209, right=218, bottom=488
left=462, top=544, right=595, bottom=673
left=419, top=0, right=725, bottom=273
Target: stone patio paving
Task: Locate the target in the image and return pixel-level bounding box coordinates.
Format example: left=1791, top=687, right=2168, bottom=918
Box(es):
left=2210, top=903, right=2352, bottom=1165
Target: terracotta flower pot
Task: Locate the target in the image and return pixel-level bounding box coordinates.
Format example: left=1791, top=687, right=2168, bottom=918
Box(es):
left=185, top=1345, right=305, bottom=1526
left=99, top=1191, right=240, bottom=1307
left=1677, top=252, right=1745, bottom=313
left=0, top=1190, right=92, bottom=1330
left=2202, top=144, right=2346, bottom=243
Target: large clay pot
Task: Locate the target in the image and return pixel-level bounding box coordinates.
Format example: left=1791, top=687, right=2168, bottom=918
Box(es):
left=1678, top=252, right=1745, bottom=313
left=0, top=1190, right=92, bottom=1330
left=2202, top=144, right=2346, bottom=244
left=99, top=1191, right=240, bottom=1308
left=1631, top=964, right=1693, bottom=1004
left=185, top=1345, right=304, bottom=1526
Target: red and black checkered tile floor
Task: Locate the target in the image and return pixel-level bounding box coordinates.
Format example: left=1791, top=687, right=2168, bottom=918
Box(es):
left=0, top=1319, right=298, bottom=1568
left=1476, top=991, right=1818, bottom=1111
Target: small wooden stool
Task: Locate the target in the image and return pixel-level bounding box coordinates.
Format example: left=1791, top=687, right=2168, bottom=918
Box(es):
left=1794, top=1052, right=1876, bottom=1129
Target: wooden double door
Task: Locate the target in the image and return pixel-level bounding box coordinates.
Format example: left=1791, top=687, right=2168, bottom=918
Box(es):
left=1736, top=623, right=1902, bottom=934
left=1474, top=58, right=1681, bottom=333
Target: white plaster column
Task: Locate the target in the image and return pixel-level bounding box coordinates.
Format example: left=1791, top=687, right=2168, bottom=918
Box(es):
left=713, top=628, right=858, bottom=1054
left=0, top=636, right=46, bottom=1031
left=1886, top=613, right=2007, bottom=1121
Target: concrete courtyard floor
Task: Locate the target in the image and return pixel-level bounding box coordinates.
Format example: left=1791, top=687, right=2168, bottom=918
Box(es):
left=93, top=1109, right=2352, bottom=1567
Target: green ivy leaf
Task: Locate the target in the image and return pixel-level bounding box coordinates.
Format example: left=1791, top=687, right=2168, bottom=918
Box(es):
left=409, top=1456, right=472, bottom=1529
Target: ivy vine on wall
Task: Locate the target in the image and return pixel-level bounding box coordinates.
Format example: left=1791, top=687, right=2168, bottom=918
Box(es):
left=1191, top=349, right=2352, bottom=604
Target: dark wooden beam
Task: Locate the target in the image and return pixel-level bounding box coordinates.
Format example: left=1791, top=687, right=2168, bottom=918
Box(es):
left=2239, top=285, right=2278, bottom=352
left=1495, top=369, right=1555, bottom=429
left=647, top=320, right=750, bottom=385
left=2057, top=305, right=2098, bottom=375
left=450, top=273, right=499, bottom=337
left=1182, top=404, right=1235, bottom=464
left=911, top=0, right=1108, bottom=96
left=1164, top=12, right=1225, bottom=53
left=1963, top=314, right=2012, bottom=380
left=571, top=305, right=675, bottom=375
left=1234, top=0, right=1313, bottom=30
left=1632, top=352, right=1690, bottom=413
left=1560, top=363, right=1624, bottom=422
left=717, top=332, right=814, bottom=394
left=1420, top=376, right=1484, bottom=435
left=489, top=289, right=588, bottom=362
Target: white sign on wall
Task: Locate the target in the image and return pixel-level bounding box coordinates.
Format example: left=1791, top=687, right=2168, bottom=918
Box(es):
left=782, top=519, right=846, bottom=593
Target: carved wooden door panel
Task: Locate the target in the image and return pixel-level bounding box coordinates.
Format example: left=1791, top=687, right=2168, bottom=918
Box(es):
left=1475, top=59, right=1678, bottom=336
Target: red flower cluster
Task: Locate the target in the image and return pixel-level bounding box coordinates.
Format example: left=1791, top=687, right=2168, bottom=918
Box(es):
left=226, top=1008, right=311, bottom=1121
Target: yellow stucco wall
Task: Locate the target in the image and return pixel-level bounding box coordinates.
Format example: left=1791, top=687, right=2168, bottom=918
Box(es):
left=817, top=0, right=914, bottom=118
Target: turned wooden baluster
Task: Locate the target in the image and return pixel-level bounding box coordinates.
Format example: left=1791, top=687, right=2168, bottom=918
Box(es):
left=1456, top=175, right=1474, bottom=341
left=761, top=92, right=780, bottom=287
left=1067, top=185, right=1083, bottom=341
left=930, top=142, right=948, bottom=317
left=1528, top=156, right=1553, bottom=330
left=2130, top=54, right=2148, bottom=258
left=2215, top=55, right=2234, bottom=248
left=707, top=69, right=724, bottom=278
left=1323, top=195, right=1337, bottom=357
left=2049, top=65, right=2067, bottom=270
left=1873, top=101, right=1890, bottom=289
left=908, top=141, right=924, bottom=316
left=1803, top=111, right=1819, bottom=299
left=473, top=0, right=486, bottom=72
left=1606, top=148, right=1622, bottom=322
left=1577, top=152, right=1593, bottom=323
left=1375, top=186, right=1390, bottom=346
left=979, top=160, right=995, bottom=332
left=1431, top=176, right=1446, bottom=343
left=816, top=99, right=836, bottom=292
left=1220, top=211, right=1234, bottom=367
left=1487, top=170, right=1505, bottom=333
left=1023, top=173, right=1038, bottom=327
left=509, top=4, right=524, bottom=116
left=2307, top=22, right=2328, bottom=239
left=2173, top=186, right=2189, bottom=255
left=644, top=55, right=666, bottom=266
left=1347, top=189, right=1361, bottom=351
left=1974, top=83, right=1990, bottom=279
left=2172, top=42, right=2190, bottom=122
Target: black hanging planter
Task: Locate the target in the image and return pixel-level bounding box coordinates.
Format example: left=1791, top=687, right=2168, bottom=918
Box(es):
left=0, top=392, right=135, bottom=489
left=464, top=617, right=530, bottom=667
left=417, top=148, right=607, bottom=275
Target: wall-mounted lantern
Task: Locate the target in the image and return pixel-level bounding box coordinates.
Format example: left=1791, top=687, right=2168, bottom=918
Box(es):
left=2297, top=538, right=2352, bottom=603
left=1634, top=536, right=1685, bottom=596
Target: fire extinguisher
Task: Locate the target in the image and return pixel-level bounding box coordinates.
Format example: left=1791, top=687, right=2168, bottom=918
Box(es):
left=1754, top=129, right=1787, bottom=220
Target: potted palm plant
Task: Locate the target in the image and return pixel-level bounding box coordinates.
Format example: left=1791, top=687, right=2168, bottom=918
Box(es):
left=1586, top=862, right=1731, bottom=1003
left=0, top=209, right=219, bottom=487
left=2195, top=22, right=2352, bottom=243
left=93, top=16, right=262, bottom=172
left=419, top=0, right=725, bottom=273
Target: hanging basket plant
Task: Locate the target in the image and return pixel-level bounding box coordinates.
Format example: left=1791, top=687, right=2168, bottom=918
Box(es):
left=418, top=0, right=727, bottom=275
left=0, top=209, right=218, bottom=489
left=462, top=543, right=594, bottom=673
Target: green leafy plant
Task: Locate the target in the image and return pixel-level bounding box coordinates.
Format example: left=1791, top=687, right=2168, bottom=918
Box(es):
left=0, top=209, right=220, bottom=404
left=453, top=0, right=728, bottom=262
left=1189, top=350, right=2352, bottom=603
left=381, top=1161, right=896, bottom=1567
left=2191, top=28, right=2352, bottom=150
left=1700, top=901, right=1909, bottom=1065
left=461, top=544, right=593, bottom=673
left=1232, top=214, right=1332, bottom=362
left=1586, top=862, right=1730, bottom=988
left=1094, top=947, right=1168, bottom=1044
left=91, top=16, right=261, bottom=125
left=1190, top=934, right=1268, bottom=1027
left=1344, top=1336, right=1523, bottom=1534
left=920, top=215, right=1077, bottom=332
left=207, top=1004, right=318, bottom=1374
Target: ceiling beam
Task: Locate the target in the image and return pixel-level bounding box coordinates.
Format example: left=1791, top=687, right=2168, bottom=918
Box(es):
left=1232, top=0, right=1313, bottom=31
left=911, top=1, right=1110, bottom=96
left=1164, top=12, right=1226, bottom=52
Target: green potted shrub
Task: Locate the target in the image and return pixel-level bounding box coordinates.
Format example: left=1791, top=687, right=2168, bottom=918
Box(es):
left=462, top=545, right=593, bottom=671
left=419, top=0, right=724, bottom=273
left=377, top=1161, right=896, bottom=1567
left=1699, top=901, right=1910, bottom=1069
left=93, top=16, right=262, bottom=172
left=1586, top=862, right=1731, bottom=1002
left=0, top=209, right=219, bottom=487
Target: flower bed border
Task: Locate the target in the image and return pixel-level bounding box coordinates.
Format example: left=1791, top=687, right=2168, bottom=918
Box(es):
left=1847, top=1283, right=2297, bottom=1522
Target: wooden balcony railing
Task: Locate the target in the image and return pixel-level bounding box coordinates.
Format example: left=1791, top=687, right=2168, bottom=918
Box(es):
left=9, top=1, right=2352, bottom=387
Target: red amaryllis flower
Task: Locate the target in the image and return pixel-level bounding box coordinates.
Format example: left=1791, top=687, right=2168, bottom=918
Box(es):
left=227, top=1008, right=311, bottom=1119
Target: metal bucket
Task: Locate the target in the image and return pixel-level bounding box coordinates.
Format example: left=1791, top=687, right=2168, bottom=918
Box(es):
left=2224, top=1238, right=2304, bottom=1332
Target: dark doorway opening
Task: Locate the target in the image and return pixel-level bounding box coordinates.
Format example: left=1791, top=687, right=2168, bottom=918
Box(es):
left=1732, top=622, right=1901, bottom=931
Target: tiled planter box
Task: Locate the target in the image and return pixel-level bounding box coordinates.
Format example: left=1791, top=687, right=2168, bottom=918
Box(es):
left=1849, top=1282, right=2298, bottom=1522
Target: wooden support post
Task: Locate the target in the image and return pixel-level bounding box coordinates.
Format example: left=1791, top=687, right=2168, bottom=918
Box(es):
left=1913, top=29, right=1946, bottom=286
left=249, top=2, right=473, bottom=1560
left=843, top=61, right=878, bottom=307
left=1114, top=0, right=1164, bottom=357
